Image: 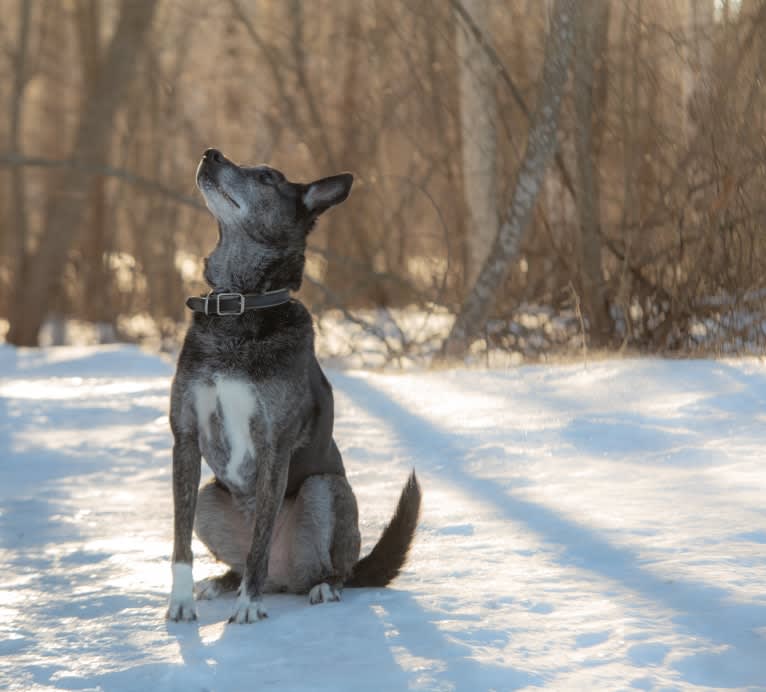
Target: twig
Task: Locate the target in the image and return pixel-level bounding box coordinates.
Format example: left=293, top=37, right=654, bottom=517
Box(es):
left=0, top=152, right=205, bottom=210
left=567, top=281, right=588, bottom=365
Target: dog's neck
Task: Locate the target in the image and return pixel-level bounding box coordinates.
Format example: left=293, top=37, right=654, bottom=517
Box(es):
left=204, top=258, right=303, bottom=294
left=203, top=225, right=306, bottom=294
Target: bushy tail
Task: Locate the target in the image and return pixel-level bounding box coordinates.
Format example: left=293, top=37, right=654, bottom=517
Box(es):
left=346, top=471, right=422, bottom=588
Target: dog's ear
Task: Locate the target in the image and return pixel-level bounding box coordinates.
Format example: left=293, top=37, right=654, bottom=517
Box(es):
left=303, top=173, right=354, bottom=216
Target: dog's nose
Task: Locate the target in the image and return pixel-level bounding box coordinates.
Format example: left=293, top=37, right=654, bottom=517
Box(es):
left=204, top=148, right=224, bottom=164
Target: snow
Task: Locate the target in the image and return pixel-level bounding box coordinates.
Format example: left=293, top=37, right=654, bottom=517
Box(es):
left=1, top=344, right=765, bottom=690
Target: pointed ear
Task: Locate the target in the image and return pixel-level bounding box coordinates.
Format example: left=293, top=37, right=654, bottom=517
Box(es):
left=303, top=173, right=354, bottom=215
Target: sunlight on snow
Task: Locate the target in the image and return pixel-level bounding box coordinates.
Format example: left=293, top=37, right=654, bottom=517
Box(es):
left=1, top=346, right=765, bottom=689
left=0, top=378, right=165, bottom=400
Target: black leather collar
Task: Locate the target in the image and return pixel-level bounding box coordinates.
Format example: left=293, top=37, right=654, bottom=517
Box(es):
left=185, top=289, right=292, bottom=316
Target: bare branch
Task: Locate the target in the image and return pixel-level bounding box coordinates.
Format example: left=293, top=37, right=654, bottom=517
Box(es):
left=0, top=152, right=205, bottom=211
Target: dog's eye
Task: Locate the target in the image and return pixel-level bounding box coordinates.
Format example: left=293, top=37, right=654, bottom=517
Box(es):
left=256, top=169, right=283, bottom=185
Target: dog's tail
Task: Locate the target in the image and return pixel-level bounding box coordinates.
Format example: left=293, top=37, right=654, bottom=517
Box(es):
left=345, top=471, right=421, bottom=588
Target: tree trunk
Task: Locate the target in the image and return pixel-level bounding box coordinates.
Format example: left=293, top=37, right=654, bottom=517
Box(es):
left=6, top=0, right=32, bottom=304
left=456, top=0, right=499, bottom=288
left=75, top=0, right=112, bottom=328
left=6, top=0, right=158, bottom=346
left=323, top=0, right=365, bottom=298
left=441, top=0, right=579, bottom=359
left=573, top=0, right=611, bottom=345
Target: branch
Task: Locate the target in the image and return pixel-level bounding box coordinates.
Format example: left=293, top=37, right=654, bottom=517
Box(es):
left=289, top=0, right=337, bottom=168
left=449, top=0, right=528, bottom=118
left=450, top=0, right=577, bottom=200
left=0, top=152, right=206, bottom=210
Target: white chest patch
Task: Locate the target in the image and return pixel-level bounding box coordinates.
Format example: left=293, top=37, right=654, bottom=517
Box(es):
left=216, top=378, right=257, bottom=486
left=193, top=377, right=260, bottom=487
left=193, top=383, right=217, bottom=441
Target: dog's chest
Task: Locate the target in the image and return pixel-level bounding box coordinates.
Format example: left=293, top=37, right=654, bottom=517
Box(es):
left=192, top=376, right=271, bottom=490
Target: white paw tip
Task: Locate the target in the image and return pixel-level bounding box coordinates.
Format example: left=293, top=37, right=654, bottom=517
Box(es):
left=228, top=596, right=268, bottom=624
left=309, top=583, right=341, bottom=605
left=166, top=599, right=197, bottom=622
left=168, top=563, right=196, bottom=621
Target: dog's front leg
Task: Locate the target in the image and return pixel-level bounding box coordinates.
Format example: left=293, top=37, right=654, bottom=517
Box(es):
left=229, top=457, right=289, bottom=623
left=167, top=431, right=201, bottom=622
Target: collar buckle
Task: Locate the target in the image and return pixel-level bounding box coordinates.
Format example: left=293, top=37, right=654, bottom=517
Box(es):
left=204, top=291, right=245, bottom=316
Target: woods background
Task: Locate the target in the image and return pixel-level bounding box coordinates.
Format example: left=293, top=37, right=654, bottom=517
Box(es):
left=1, top=0, right=765, bottom=361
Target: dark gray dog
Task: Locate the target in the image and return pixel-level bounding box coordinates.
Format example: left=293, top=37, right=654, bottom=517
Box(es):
left=166, top=149, right=421, bottom=624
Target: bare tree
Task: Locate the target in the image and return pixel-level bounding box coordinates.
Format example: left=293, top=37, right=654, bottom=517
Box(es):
left=441, top=0, right=579, bottom=359
left=456, top=0, right=498, bottom=287
left=1, top=0, right=764, bottom=359
left=6, top=0, right=158, bottom=346
left=6, top=0, right=32, bottom=307
left=573, top=0, right=611, bottom=345
left=74, top=0, right=112, bottom=329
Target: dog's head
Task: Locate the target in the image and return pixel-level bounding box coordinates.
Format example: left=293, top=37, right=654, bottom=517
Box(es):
left=196, top=148, right=353, bottom=292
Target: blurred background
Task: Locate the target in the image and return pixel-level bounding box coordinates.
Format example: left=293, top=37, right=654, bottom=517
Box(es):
left=1, top=0, right=765, bottom=364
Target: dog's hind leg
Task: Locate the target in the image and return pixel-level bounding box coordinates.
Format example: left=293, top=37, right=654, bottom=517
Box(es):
left=287, top=474, right=361, bottom=604
left=322, top=475, right=362, bottom=600
left=194, top=479, right=249, bottom=599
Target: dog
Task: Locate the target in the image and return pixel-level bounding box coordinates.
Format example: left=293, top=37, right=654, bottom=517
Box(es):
left=166, top=148, right=421, bottom=623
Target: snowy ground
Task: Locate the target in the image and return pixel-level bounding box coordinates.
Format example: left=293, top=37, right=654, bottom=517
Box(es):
left=1, top=345, right=765, bottom=691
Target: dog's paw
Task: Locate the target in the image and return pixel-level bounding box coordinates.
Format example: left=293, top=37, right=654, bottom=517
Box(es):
left=166, top=596, right=197, bottom=622
left=195, top=578, right=223, bottom=601
left=308, top=582, right=341, bottom=605
left=167, top=563, right=197, bottom=622
left=228, top=594, right=268, bottom=624
left=195, top=569, right=242, bottom=600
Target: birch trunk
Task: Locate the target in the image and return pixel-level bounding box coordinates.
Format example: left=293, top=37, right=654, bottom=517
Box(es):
left=441, top=0, right=579, bottom=359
